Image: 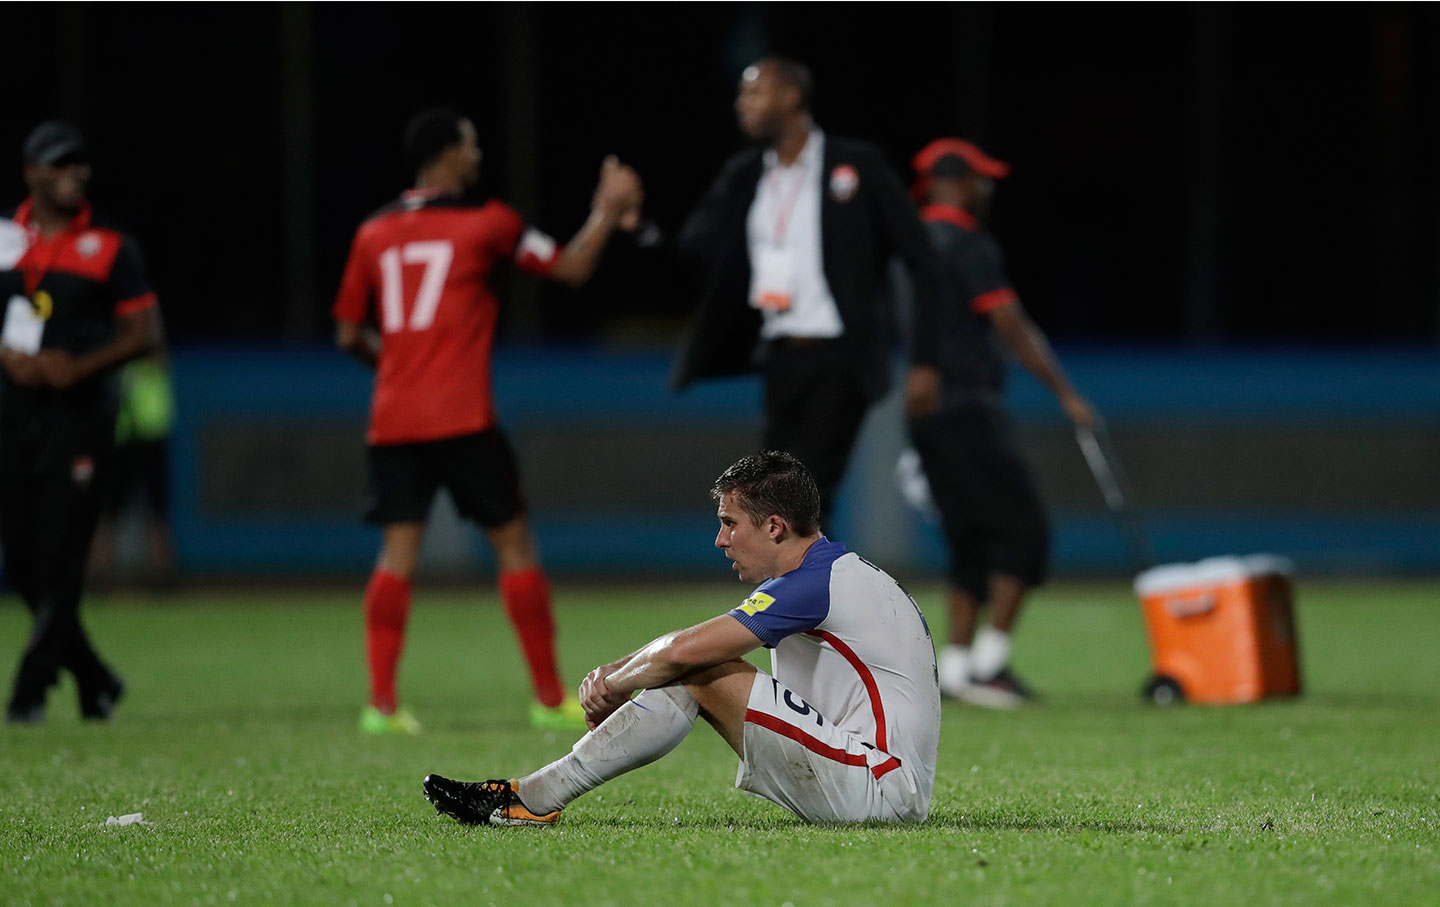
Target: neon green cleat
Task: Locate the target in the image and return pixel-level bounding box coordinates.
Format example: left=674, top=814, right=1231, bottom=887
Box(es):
left=529, top=696, right=587, bottom=731
left=360, top=705, right=422, bottom=735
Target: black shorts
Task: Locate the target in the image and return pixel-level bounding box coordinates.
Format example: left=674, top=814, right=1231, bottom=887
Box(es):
left=909, top=402, right=1050, bottom=599
left=365, top=427, right=526, bottom=528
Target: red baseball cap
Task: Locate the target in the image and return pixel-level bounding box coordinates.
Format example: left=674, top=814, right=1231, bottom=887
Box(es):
left=911, top=137, right=1010, bottom=200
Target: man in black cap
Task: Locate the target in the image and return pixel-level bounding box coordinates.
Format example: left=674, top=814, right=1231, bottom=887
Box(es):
left=0, top=121, right=164, bottom=723
left=672, top=58, right=941, bottom=527
left=905, top=137, right=1094, bottom=708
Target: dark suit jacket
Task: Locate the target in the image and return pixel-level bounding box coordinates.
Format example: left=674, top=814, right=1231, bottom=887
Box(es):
left=671, top=134, right=941, bottom=403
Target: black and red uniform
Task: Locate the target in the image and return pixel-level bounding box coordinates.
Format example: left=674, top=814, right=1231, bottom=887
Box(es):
left=332, top=189, right=561, bottom=527
left=908, top=202, right=1049, bottom=599
left=0, top=199, right=158, bottom=719
left=333, top=186, right=572, bottom=716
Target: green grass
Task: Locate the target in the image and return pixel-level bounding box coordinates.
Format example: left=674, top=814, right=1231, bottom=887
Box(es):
left=1, top=579, right=1437, bottom=905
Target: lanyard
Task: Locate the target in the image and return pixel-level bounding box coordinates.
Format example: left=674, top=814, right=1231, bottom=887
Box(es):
left=766, top=158, right=810, bottom=246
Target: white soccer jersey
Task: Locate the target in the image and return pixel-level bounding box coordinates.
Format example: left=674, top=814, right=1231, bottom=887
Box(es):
left=728, top=538, right=941, bottom=819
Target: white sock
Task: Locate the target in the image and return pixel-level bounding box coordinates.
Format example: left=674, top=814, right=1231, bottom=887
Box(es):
left=971, top=626, right=1011, bottom=680
left=516, top=685, right=699, bottom=814
left=938, top=645, right=971, bottom=694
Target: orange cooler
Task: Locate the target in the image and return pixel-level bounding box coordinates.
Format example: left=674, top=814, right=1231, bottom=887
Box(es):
left=1133, top=555, right=1301, bottom=705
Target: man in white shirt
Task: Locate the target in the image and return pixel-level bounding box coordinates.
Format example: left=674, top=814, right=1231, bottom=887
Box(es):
left=423, top=450, right=941, bottom=826
left=672, top=59, right=942, bottom=526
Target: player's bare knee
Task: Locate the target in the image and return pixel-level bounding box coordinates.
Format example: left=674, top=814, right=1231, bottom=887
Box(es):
left=487, top=515, right=539, bottom=572
left=379, top=523, right=425, bottom=577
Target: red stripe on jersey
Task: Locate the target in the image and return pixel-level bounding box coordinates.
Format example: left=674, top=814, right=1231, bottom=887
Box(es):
left=13, top=201, right=124, bottom=288
left=744, top=710, right=902, bottom=781
left=745, top=709, right=866, bottom=767
left=972, top=288, right=1018, bottom=314
left=806, top=629, right=889, bottom=752
left=920, top=203, right=978, bottom=232
left=115, top=292, right=157, bottom=316
left=871, top=756, right=903, bottom=779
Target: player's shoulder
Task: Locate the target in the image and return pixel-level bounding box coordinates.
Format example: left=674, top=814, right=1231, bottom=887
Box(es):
left=423, top=194, right=525, bottom=237
left=775, top=539, right=850, bottom=595
left=829, top=546, right=896, bottom=582
left=358, top=191, right=503, bottom=226
left=714, top=147, right=764, bottom=183
left=82, top=210, right=135, bottom=244
left=827, top=551, right=912, bottom=615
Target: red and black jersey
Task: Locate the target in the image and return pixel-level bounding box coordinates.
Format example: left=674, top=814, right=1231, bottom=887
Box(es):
left=920, top=203, right=1018, bottom=396
left=0, top=199, right=158, bottom=411
left=332, top=189, right=561, bottom=445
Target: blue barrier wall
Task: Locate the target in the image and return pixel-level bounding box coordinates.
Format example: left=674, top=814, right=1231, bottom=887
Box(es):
left=166, top=345, right=1440, bottom=578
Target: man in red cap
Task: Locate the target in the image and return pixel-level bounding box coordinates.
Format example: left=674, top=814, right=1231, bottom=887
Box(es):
left=904, top=137, right=1095, bottom=708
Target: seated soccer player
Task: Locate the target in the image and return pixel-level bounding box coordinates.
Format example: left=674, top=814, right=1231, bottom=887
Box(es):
left=423, top=451, right=941, bottom=825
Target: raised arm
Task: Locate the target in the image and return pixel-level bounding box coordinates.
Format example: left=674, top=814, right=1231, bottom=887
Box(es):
left=545, top=156, right=644, bottom=288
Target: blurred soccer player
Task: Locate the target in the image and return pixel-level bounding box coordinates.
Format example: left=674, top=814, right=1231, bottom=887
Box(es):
left=332, top=110, right=642, bottom=733
left=1, top=121, right=164, bottom=723
left=906, top=138, right=1095, bottom=707
left=423, top=451, right=940, bottom=826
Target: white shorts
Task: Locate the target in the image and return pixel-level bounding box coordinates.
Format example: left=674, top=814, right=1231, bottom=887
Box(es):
left=735, top=671, right=922, bottom=823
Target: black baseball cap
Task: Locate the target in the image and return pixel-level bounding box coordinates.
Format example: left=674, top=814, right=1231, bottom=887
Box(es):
left=22, top=120, right=88, bottom=167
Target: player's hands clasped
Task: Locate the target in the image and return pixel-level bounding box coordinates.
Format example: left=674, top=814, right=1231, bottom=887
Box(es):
left=593, top=155, right=644, bottom=229
left=579, top=664, right=630, bottom=730
left=1, top=348, right=85, bottom=390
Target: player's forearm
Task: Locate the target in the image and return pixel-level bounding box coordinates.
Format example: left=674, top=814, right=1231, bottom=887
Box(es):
left=597, top=645, right=646, bottom=678
left=75, top=309, right=163, bottom=380
left=997, top=310, right=1076, bottom=400
left=548, top=209, right=620, bottom=288
left=604, top=632, right=692, bottom=697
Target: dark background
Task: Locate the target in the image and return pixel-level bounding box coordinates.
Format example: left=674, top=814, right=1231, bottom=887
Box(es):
left=4, top=2, right=1439, bottom=347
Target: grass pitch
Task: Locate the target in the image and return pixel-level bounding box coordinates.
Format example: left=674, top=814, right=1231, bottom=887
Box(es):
left=1, top=579, right=1437, bottom=905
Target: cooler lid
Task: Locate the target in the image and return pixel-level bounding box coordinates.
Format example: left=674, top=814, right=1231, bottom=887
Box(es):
left=1134, top=554, right=1294, bottom=597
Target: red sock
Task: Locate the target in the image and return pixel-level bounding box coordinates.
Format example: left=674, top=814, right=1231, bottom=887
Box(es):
left=364, top=569, right=412, bottom=714
left=499, top=567, right=564, bottom=708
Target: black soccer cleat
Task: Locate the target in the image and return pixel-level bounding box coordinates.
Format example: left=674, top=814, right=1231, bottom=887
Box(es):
left=423, top=775, right=561, bottom=827
left=80, top=674, right=125, bottom=721
left=956, top=667, right=1037, bottom=710
left=5, top=702, right=44, bottom=725
left=985, top=667, right=1036, bottom=700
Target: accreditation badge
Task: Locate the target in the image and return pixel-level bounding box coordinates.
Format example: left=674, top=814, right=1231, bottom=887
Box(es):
left=750, top=246, right=794, bottom=312
left=3, top=295, right=45, bottom=354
